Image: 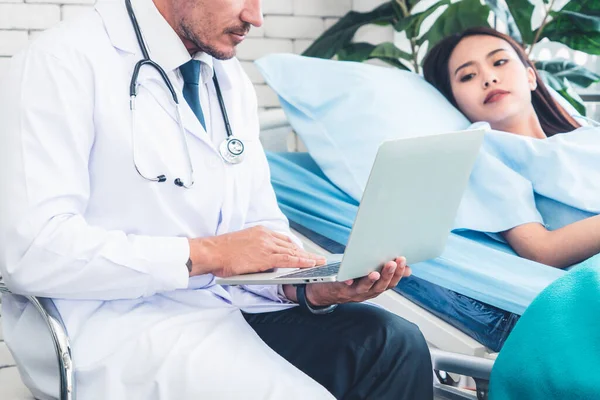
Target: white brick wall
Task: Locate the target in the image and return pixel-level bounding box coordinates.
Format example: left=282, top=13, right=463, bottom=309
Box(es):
left=0, top=57, right=10, bottom=77
left=262, top=16, right=325, bottom=39
left=0, top=29, right=27, bottom=56
left=293, top=0, right=352, bottom=17
left=0, top=4, right=61, bottom=29
left=61, top=4, right=95, bottom=20
left=262, top=0, right=293, bottom=15
left=0, top=0, right=385, bottom=108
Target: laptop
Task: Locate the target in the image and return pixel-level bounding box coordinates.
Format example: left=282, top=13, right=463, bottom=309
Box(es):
left=216, top=128, right=485, bottom=286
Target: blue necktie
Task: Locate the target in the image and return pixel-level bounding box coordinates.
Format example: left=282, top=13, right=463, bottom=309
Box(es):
left=179, top=60, right=206, bottom=130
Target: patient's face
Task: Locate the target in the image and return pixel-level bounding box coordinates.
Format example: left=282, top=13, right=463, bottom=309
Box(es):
left=448, top=35, right=537, bottom=128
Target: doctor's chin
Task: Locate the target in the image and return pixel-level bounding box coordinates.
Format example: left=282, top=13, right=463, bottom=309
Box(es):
left=0, top=0, right=599, bottom=399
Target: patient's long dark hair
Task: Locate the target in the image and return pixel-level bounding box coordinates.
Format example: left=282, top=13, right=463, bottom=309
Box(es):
left=422, top=26, right=580, bottom=137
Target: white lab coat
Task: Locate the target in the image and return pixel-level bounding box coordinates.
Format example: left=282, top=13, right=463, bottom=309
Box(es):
left=0, top=1, right=333, bottom=399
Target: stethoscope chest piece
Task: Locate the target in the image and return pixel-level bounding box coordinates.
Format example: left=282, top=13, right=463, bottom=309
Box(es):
left=219, top=137, right=245, bottom=164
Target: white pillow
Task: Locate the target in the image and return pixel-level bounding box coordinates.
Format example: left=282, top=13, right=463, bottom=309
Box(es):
left=256, top=54, right=470, bottom=200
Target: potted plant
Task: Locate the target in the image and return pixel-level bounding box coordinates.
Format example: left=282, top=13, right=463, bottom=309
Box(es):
left=303, top=0, right=600, bottom=115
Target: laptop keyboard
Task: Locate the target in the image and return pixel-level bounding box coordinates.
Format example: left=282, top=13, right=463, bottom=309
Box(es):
left=278, top=262, right=341, bottom=279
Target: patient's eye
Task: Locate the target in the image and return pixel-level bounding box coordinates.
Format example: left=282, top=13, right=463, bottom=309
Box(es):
left=494, top=59, right=508, bottom=67
left=460, top=73, right=475, bottom=82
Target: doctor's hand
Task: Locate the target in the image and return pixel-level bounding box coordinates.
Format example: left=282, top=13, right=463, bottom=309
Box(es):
left=188, top=226, right=327, bottom=278
left=284, top=257, right=411, bottom=306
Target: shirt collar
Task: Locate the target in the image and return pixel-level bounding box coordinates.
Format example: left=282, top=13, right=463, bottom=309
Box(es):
left=98, top=0, right=214, bottom=77
left=190, top=51, right=215, bottom=84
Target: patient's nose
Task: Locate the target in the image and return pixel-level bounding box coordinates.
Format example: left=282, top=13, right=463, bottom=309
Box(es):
left=483, top=77, right=498, bottom=88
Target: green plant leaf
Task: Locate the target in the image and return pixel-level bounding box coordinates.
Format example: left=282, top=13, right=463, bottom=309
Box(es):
left=392, top=0, right=405, bottom=19
left=337, top=42, right=412, bottom=70
left=535, top=59, right=600, bottom=88
left=406, top=0, right=422, bottom=10
left=542, top=11, right=600, bottom=54
left=337, top=42, right=375, bottom=62
left=504, top=0, right=536, bottom=44
left=541, top=0, right=600, bottom=53
left=538, top=70, right=587, bottom=115
left=484, top=0, right=523, bottom=42
left=542, top=31, right=600, bottom=55
left=370, top=42, right=413, bottom=61
left=418, top=0, right=491, bottom=48
left=302, top=2, right=395, bottom=59
left=393, top=0, right=450, bottom=38
left=558, top=0, right=600, bottom=14
left=395, top=0, right=422, bottom=13
left=558, top=11, right=600, bottom=32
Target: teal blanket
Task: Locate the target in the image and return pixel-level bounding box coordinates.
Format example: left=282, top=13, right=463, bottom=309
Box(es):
left=489, top=255, right=600, bottom=399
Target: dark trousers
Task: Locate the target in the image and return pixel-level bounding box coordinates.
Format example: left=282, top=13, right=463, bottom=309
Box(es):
left=243, top=302, right=433, bottom=400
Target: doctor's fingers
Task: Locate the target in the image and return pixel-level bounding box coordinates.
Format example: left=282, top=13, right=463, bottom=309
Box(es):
left=272, top=236, right=301, bottom=251
left=269, top=230, right=296, bottom=244
left=369, top=261, right=400, bottom=294
left=269, top=254, right=319, bottom=269
left=387, top=259, right=409, bottom=289
left=394, top=257, right=411, bottom=277
left=268, top=232, right=327, bottom=265
left=272, top=241, right=327, bottom=265
left=350, top=271, right=380, bottom=295
left=248, top=226, right=295, bottom=246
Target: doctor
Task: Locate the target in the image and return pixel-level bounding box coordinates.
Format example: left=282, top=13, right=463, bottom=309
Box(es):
left=0, top=0, right=433, bottom=398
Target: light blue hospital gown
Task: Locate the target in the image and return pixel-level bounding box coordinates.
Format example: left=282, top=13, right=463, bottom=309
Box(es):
left=453, top=123, right=600, bottom=240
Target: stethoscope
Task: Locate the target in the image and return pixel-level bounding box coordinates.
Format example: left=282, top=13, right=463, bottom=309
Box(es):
left=125, top=0, right=245, bottom=189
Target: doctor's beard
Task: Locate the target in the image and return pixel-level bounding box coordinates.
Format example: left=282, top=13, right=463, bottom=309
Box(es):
left=181, top=22, right=251, bottom=60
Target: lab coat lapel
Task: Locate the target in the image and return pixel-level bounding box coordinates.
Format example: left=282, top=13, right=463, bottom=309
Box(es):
left=137, top=70, right=212, bottom=147
left=95, top=2, right=138, bottom=54
left=96, top=1, right=213, bottom=148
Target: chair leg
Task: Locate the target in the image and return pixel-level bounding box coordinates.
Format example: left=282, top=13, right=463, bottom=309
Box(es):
left=26, top=296, right=75, bottom=400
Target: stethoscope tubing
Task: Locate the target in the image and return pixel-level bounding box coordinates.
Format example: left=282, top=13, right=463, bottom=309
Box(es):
left=124, top=0, right=239, bottom=188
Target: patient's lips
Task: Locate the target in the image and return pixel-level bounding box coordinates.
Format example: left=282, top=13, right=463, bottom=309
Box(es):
left=484, top=89, right=510, bottom=104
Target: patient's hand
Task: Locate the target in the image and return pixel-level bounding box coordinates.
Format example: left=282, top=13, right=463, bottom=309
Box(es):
left=285, top=257, right=411, bottom=306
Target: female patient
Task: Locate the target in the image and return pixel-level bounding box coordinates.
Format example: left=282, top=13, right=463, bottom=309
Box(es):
left=422, top=27, right=600, bottom=269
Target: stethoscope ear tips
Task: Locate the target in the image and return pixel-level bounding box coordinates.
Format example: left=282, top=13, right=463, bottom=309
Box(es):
left=157, top=175, right=167, bottom=183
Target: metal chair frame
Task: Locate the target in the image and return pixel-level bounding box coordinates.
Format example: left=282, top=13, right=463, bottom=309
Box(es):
left=0, top=280, right=75, bottom=400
